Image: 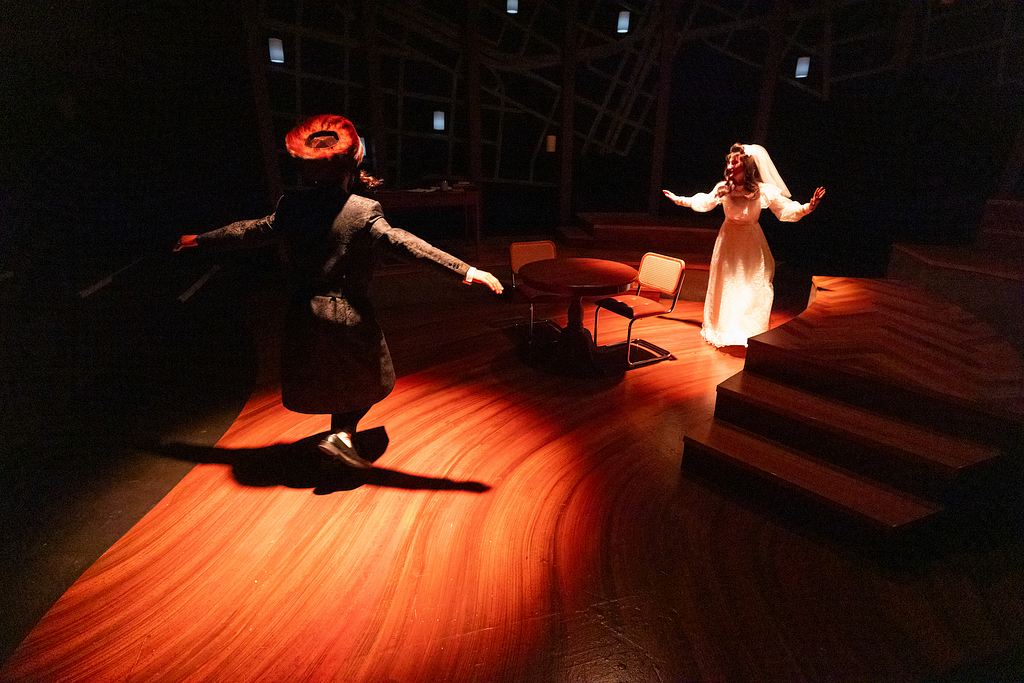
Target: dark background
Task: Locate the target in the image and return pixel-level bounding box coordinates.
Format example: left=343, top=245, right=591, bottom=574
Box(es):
left=2, top=2, right=1020, bottom=280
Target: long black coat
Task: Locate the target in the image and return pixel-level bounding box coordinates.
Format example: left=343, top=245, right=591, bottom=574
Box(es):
left=197, top=187, right=471, bottom=414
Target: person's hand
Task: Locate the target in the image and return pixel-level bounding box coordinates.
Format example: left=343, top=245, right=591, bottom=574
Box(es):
left=174, top=235, right=198, bottom=251
left=662, top=189, right=683, bottom=205
left=809, top=187, right=826, bottom=211
left=470, top=269, right=503, bottom=294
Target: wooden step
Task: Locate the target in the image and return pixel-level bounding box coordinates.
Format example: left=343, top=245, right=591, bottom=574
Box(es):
left=572, top=212, right=720, bottom=254
left=713, top=371, right=1003, bottom=497
left=744, top=332, right=1021, bottom=446
left=589, top=224, right=717, bottom=248
left=578, top=211, right=720, bottom=230
left=683, top=418, right=944, bottom=531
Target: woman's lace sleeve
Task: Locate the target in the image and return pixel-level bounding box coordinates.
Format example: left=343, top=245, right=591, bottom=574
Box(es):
left=680, top=183, right=724, bottom=212
left=761, top=183, right=811, bottom=222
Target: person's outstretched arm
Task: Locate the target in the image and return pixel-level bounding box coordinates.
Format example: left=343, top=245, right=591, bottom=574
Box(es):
left=174, top=214, right=277, bottom=251
left=764, top=185, right=826, bottom=222
left=365, top=203, right=503, bottom=294
left=662, top=184, right=723, bottom=212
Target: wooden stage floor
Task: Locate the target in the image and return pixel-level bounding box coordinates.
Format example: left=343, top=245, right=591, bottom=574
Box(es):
left=3, top=252, right=1024, bottom=682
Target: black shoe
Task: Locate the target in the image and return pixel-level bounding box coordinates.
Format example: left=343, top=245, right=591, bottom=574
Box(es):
left=318, top=432, right=373, bottom=469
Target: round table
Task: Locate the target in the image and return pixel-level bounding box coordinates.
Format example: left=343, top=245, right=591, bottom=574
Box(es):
left=517, top=257, right=638, bottom=375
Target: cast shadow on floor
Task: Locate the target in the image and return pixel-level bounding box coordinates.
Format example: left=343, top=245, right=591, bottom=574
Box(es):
left=498, top=316, right=700, bottom=377
left=152, top=428, right=491, bottom=496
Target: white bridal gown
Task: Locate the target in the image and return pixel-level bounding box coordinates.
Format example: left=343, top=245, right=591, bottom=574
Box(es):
left=679, top=182, right=813, bottom=347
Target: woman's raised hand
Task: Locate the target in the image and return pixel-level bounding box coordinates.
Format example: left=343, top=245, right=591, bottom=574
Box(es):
left=809, top=187, right=826, bottom=211
left=662, top=189, right=683, bottom=205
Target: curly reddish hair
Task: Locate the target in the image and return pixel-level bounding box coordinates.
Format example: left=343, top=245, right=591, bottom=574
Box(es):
left=716, top=143, right=762, bottom=199
left=285, top=114, right=364, bottom=164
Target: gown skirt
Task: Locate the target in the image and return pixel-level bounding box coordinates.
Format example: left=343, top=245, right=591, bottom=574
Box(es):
left=701, top=217, right=775, bottom=348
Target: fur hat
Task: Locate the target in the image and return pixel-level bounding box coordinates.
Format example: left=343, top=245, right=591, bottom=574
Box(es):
left=285, top=114, right=364, bottom=165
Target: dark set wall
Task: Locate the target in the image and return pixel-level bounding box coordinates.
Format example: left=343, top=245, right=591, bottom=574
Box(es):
left=0, top=3, right=267, bottom=465
left=2, top=3, right=1020, bottom=278
left=1, top=3, right=264, bottom=275
left=627, top=42, right=1021, bottom=277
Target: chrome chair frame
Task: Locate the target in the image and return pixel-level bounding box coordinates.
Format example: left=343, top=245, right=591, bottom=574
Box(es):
left=593, top=252, right=685, bottom=367
left=509, top=240, right=562, bottom=337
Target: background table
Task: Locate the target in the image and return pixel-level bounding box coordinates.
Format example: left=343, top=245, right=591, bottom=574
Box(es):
left=374, top=188, right=481, bottom=257
left=517, top=257, right=638, bottom=375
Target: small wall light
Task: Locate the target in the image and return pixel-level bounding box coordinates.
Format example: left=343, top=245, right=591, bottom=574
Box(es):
left=269, top=38, right=284, bottom=64
left=795, top=56, right=810, bottom=78
left=546, top=135, right=557, bottom=153
left=433, top=111, right=446, bottom=131
left=507, top=0, right=518, bottom=13
left=617, top=11, right=630, bottom=33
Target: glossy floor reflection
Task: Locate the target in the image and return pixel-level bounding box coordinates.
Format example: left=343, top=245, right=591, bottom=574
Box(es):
left=2, top=242, right=1023, bottom=682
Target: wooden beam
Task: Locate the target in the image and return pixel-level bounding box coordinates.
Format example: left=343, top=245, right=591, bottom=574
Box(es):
left=998, top=117, right=1024, bottom=197
left=559, top=0, right=579, bottom=228
left=751, top=1, right=789, bottom=144
left=240, top=0, right=282, bottom=208
left=466, top=0, right=483, bottom=189
left=365, top=0, right=388, bottom=182
left=649, top=0, right=682, bottom=215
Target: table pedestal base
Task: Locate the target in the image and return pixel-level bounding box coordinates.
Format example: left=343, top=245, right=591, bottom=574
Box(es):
left=521, top=325, right=626, bottom=378
left=514, top=258, right=641, bottom=377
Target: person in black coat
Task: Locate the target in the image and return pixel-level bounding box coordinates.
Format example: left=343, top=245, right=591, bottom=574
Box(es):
left=176, top=115, right=503, bottom=468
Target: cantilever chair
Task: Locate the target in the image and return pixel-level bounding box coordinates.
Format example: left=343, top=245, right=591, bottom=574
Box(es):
left=509, top=240, right=563, bottom=338
left=593, top=252, right=685, bottom=367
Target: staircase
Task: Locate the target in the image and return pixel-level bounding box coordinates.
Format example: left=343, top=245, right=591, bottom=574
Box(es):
left=682, top=277, right=1024, bottom=533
